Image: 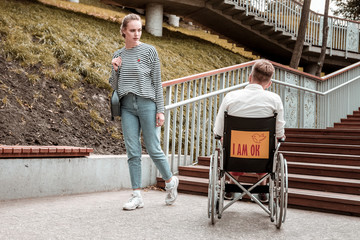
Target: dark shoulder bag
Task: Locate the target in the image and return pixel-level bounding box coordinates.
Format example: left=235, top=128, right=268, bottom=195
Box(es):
left=110, top=69, right=121, bottom=121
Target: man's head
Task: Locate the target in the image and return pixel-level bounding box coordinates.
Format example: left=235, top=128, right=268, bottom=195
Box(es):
left=249, top=59, right=274, bottom=89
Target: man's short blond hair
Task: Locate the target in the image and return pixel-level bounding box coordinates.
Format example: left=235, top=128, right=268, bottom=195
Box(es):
left=250, top=59, right=275, bottom=83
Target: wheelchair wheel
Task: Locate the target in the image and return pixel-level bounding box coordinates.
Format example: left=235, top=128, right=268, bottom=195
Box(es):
left=208, top=150, right=218, bottom=224
left=282, top=156, right=289, bottom=223
left=273, top=153, right=285, bottom=229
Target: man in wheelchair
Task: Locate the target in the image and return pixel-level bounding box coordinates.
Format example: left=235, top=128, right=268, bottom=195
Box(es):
left=213, top=59, right=286, bottom=203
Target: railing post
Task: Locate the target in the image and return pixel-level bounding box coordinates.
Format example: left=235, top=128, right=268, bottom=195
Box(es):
left=245, top=0, right=248, bottom=16
left=275, top=0, right=278, bottom=32
left=170, top=84, right=178, bottom=172
left=177, top=83, right=185, bottom=166
left=163, top=86, right=172, bottom=159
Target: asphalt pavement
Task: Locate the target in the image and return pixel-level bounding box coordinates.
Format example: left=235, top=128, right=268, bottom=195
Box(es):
left=0, top=189, right=359, bottom=240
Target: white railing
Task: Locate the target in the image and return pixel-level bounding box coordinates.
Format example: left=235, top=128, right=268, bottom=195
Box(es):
left=225, top=0, right=360, bottom=54
left=161, top=60, right=360, bottom=173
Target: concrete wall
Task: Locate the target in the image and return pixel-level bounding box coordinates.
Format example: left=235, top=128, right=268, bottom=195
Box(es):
left=0, top=155, right=158, bottom=201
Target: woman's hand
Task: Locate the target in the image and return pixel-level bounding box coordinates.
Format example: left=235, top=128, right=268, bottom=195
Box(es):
left=111, top=57, right=122, bottom=71
left=156, top=113, right=165, bottom=127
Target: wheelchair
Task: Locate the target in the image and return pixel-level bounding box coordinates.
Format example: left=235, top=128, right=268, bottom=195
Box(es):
left=208, top=112, right=288, bottom=229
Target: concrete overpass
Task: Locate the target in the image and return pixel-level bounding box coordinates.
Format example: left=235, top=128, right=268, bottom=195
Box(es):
left=108, top=0, right=360, bottom=74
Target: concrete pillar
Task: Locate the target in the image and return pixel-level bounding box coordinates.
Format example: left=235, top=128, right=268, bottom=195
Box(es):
left=168, top=15, right=180, bottom=27
left=145, top=3, right=163, bottom=37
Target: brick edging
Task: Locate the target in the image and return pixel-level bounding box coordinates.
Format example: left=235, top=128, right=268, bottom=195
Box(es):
left=0, top=145, right=93, bottom=158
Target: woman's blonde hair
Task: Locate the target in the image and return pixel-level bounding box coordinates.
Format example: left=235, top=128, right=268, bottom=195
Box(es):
left=120, top=13, right=141, bottom=38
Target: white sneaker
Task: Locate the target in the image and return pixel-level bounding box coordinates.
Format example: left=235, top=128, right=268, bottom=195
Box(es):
left=123, top=193, right=144, bottom=210
left=165, top=176, right=179, bottom=205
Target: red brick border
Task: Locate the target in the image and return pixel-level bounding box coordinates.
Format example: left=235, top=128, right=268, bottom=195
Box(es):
left=0, top=145, right=93, bottom=158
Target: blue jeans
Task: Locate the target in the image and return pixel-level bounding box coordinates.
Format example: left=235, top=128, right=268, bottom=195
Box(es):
left=121, top=93, right=172, bottom=189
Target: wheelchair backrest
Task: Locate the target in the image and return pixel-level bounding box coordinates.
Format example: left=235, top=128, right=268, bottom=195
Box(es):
left=222, top=112, right=277, bottom=173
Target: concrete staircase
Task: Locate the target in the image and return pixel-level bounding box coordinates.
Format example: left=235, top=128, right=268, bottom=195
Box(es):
left=106, top=0, right=360, bottom=72
left=157, top=107, right=360, bottom=216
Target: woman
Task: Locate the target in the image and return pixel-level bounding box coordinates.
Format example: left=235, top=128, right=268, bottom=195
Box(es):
left=109, top=13, right=179, bottom=210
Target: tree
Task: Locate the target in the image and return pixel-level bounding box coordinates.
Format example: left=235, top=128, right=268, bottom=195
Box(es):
left=289, top=0, right=312, bottom=69
left=315, top=0, right=330, bottom=77
left=333, top=0, right=360, bottom=20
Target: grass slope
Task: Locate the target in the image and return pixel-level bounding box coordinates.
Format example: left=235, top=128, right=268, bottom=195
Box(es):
left=0, top=0, right=251, bottom=154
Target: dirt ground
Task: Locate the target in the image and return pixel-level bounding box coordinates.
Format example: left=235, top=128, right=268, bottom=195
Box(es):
left=0, top=54, right=128, bottom=154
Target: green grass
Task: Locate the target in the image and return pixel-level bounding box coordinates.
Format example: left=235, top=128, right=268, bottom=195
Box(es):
left=0, top=0, right=251, bottom=92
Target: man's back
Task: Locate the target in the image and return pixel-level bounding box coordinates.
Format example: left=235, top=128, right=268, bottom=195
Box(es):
left=213, top=84, right=285, bottom=138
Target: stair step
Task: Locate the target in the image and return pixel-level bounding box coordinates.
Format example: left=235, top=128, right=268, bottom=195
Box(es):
left=285, top=134, right=360, bottom=145
left=157, top=175, right=208, bottom=195
left=156, top=176, right=360, bottom=215
left=334, top=122, right=360, bottom=128
left=212, top=0, right=234, bottom=11
left=341, top=118, right=360, bottom=122
left=285, top=128, right=360, bottom=136
left=288, top=188, right=360, bottom=215
left=179, top=165, right=209, bottom=178
left=198, top=156, right=211, bottom=166
left=282, top=151, right=360, bottom=166
left=280, top=142, right=360, bottom=155
left=288, top=174, right=360, bottom=195
left=222, top=5, right=242, bottom=16
left=207, top=0, right=227, bottom=5
left=347, top=116, right=360, bottom=121
left=349, top=113, right=360, bottom=118
left=288, top=162, right=360, bottom=179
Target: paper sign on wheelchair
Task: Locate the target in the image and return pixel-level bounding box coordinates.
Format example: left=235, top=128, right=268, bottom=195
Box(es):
left=230, top=130, right=269, bottom=159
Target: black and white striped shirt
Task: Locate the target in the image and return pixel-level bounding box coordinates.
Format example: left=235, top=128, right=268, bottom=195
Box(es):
left=109, top=43, right=164, bottom=113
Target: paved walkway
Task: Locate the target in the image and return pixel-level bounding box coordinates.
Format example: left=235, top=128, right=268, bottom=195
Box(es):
left=0, top=189, right=359, bottom=240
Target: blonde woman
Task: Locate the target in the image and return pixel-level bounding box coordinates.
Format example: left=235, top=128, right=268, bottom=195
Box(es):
left=109, top=13, right=179, bottom=210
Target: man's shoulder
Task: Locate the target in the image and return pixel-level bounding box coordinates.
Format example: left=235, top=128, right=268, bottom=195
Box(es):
left=264, top=90, right=281, bottom=98
left=263, top=90, right=283, bottom=104
left=226, top=89, right=244, bottom=97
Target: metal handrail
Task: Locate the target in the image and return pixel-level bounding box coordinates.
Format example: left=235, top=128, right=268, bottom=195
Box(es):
left=161, top=60, right=360, bottom=173
left=225, top=0, right=360, bottom=54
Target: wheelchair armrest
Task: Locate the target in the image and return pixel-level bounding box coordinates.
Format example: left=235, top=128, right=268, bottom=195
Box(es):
left=215, top=135, right=222, bottom=140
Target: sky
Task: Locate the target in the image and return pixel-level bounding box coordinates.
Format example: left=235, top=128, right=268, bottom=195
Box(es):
left=310, top=0, right=337, bottom=15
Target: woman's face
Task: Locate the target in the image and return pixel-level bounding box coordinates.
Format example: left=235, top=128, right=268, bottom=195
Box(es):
left=123, top=20, right=142, bottom=45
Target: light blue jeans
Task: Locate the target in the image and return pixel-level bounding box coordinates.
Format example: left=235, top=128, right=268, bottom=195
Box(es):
left=121, top=93, right=172, bottom=189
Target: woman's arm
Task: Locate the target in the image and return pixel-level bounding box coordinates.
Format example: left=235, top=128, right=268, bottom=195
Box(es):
left=109, top=50, right=122, bottom=90
left=150, top=48, right=165, bottom=114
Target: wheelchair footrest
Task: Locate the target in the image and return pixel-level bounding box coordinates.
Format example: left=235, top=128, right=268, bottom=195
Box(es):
left=225, top=184, right=269, bottom=193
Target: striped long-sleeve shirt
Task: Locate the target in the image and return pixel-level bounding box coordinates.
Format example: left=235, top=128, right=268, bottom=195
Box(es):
left=109, top=43, right=164, bottom=113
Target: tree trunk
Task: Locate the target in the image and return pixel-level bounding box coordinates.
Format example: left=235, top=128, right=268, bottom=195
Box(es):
left=289, top=0, right=312, bottom=69
left=315, top=0, right=330, bottom=76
